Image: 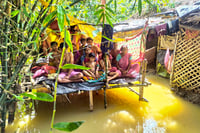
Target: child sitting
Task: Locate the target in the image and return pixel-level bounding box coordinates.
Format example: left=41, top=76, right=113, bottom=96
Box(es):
left=83, top=53, right=99, bottom=79
left=99, top=53, right=120, bottom=82
left=49, top=41, right=60, bottom=68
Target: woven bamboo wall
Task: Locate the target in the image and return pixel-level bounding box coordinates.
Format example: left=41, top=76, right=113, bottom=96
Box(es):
left=171, top=28, right=200, bottom=91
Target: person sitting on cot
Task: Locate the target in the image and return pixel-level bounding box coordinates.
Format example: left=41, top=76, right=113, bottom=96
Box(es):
left=82, top=53, right=99, bottom=80
left=57, top=42, right=83, bottom=83
left=86, top=37, right=101, bottom=57
left=74, top=38, right=87, bottom=65
left=110, top=42, right=120, bottom=66
left=99, top=53, right=120, bottom=82
left=80, top=45, right=92, bottom=66
left=116, top=46, right=140, bottom=78
left=49, top=41, right=61, bottom=68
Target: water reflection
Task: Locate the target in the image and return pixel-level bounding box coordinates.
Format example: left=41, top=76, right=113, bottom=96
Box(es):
left=5, top=75, right=200, bottom=133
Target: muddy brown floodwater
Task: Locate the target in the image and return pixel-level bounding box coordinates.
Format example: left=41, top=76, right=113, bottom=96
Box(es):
left=5, top=75, right=200, bottom=133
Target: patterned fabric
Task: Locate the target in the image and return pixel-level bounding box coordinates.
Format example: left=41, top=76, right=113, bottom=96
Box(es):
left=116, top=23, right=148, bottom=63
left=117, top=34, right=143, bottom=62
left=101, top=24, right=114, bottom=53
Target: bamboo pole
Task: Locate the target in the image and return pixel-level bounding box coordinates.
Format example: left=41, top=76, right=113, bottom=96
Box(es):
left=139, top=59, right=147, bottom=101
left=50, top=27, right=66, bottom=133
left=170, top=33, right=178, bottom=87
left=101, top=0, right=107, bottom=109
left=89, top=90, right=93, bottom=111
left=0, top=1, right=10, bottom=131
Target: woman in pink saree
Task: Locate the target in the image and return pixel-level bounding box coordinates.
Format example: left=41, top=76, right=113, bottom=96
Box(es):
left=116, top=46, right=140, bottom=78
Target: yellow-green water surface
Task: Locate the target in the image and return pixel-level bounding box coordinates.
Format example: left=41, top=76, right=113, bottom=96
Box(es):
left=6, top=75, right=200, bottom=133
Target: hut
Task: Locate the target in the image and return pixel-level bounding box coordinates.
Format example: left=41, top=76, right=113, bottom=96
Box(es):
left=170, top=6, right=200, bottom=94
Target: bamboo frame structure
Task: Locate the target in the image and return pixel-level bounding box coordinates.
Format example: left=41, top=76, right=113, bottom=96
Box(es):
left=170, top=27, right=200, bottom=91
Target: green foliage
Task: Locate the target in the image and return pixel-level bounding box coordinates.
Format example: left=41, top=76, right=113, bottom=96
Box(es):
left=53, top=121, right=84, bottom=132
left=64, top=28, right=73, bottom=52
left=43, top=10, right=57, bottom=26
left=61, top=64, right=90, bottom=70
left=13, top=94, right=25, bottom=102
left=20, top=92, right=54, bottom=102
left=138, top=0, right=142, bottom=15
left=95, top=4, right=115, bottom=27
left=57, top=5, right=65, bottom=32
left=11, top=10, right=20, bottom=18
left=102, top=35, right=114, bottom=42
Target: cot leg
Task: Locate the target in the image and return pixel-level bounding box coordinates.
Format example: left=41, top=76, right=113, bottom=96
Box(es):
left=89, top=90, right=93, bottom=111
left=104, top=87, right=107, bottom=109
left=139, top=59, right=147, bottom=101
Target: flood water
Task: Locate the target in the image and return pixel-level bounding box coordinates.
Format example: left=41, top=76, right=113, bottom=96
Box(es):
left=6, top=75, right=200, bottom=133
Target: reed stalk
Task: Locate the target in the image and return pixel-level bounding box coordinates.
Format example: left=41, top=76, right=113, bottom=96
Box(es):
left=49, top=28, right=67, bottom=133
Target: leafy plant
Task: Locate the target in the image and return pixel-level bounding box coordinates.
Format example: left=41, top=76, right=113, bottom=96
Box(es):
left=53, top=121, right=84, bottom=132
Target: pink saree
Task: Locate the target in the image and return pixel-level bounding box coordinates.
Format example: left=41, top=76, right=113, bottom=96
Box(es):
left=118, top=53, right=140, bottom=78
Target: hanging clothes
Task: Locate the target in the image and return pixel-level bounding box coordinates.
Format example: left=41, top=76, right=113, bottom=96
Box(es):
left=155, top=23, right=168, bottom=36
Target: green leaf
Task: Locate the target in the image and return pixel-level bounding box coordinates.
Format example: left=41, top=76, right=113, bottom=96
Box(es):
left=96, top=13, right=103, bottom=25
left=34, top=92, right=54, bottom=102
left=102, top=35, right=114, bottom=42
left=20, top=92, right=53, bottom=102
left=114, top=0, right=117, bottom=12
left=102, top=13, right=105, bottom=27
left=53, top=121, right=84, bottom=132
left=62, top=64, right=90, bottom=70
left=11, top=10, right=19, bottom=18
left=131, top=0, right=137, bottom=11
left=105, top=14, right=113, bottom=27
left=43, top=10, right=57, bottom=25
left=156, top=4, right=161, bottom=12
left=94, top=9, right=104, bottom=16
left=57, top=5, right=65, bottom=32
left=22, top=7, right=29, bottom=18
left=17, top=12, right=21, bottom=23
left=107, top=0, right=113, bottom=5
left=65, top=11, right=70, bottom=26
left=64, top=28, right=73, bottom=52
left=96, top=4, right=105, bottom=9
left=144, top=0, right=153, bottom=5
left=13, top=94, right=24, bottom=101
left=138, top=0, right=142, bottom=15
left=105, top=6, right=115, bottom=14
left=105, top=11, right=114, bottom=19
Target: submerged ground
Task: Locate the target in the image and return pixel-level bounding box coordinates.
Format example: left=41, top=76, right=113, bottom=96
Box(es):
left=6, top=73, right=200, bottom=133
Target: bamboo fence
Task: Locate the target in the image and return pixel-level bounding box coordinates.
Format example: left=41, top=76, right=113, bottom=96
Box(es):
left=170, top=27, right=200, bottom=92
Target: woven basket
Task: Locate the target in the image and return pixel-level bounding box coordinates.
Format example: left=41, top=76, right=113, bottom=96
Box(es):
left=145, top=47, right=156, bottom=64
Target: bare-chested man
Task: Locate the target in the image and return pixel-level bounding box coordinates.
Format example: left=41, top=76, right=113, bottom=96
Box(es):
left=58, top=42, right=83, bottom=83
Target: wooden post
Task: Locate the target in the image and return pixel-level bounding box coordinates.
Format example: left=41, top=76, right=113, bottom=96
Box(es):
left=89, top=90, right=93, bottom=111
left=139, top=59, right=147, bottom=101
left=101, top=0, right=108, bottom=109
